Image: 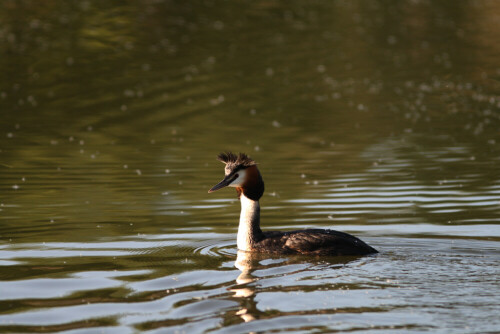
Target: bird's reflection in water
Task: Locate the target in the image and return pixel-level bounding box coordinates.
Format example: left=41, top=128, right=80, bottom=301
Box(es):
left=230, top=250, right=366, bottom=324
left=231, top=251, right=261, bottom=322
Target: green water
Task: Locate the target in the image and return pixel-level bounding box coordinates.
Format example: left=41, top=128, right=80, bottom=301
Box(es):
left=1, top=1, right=500, bottom=333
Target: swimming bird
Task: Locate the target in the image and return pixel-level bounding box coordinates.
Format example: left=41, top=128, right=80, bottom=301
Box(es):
left=208, top=152, right=378, bottom=256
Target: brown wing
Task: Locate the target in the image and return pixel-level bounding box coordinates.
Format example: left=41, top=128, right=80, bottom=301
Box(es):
left=256, top=229, right=377, bottom=256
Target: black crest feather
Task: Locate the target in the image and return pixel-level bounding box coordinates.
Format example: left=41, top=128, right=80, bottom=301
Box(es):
left=217, top=152, right=256, bottom=167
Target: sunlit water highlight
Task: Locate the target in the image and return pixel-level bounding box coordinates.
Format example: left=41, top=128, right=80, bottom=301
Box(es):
left=1, top=0, right=500, bottom=333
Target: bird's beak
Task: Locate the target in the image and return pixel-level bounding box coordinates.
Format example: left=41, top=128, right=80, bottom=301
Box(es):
left=208, top=174, right=237, bottom=193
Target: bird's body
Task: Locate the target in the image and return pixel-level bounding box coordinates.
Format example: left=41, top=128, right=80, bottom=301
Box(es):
left=209, top=152, right=377, bottom=256
left=254, top=229, right=376, bottom=255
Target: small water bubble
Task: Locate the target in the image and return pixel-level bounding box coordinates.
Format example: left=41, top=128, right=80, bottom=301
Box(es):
left=87, top=126, right=93, bottom=131
left=206, top=56, right=216, bottom=64
left=142, top=63, right=151, bottom=71
left=6, top=132, right=13, bottom=138
left=12, top=184, right=19, bottom=190
left=162, top=191, right=169, bottom=195
left=250, top=109, right=256, bottom=115
left=135, top=169, right=142, bottom=175
left=210, top=95, right=224, bottom=106
left=254, top=146, right=260, bottom=151
left=178, top=180, right=183, bottom=185
left=272, top=120, right=281, bottom=128
left=124, top=89, right=135, bottom=98
left=301, top=174, right=306, bottom=178
left=213, top=21, right=224, bottom=30
left=165, top=169, right=170, bottom=173
left=69, top=136, right=74, bottom=142
left=123, top=164, right=128, bottom=169
left=27, top=95, right=36, bottom=106
left=265, top=68, right=274, bottom=77
left=317, top=64, right=326, bottom=73
left=121, top=105, right=128, bottom=111
left=66, top=57, right=74, bottom=66
left=79, top=140, right=85, bottom=145
left=50, top=140, right=58, bottom=145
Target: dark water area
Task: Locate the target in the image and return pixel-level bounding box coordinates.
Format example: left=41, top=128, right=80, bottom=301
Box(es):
left=1, top=0, right=500, bottom=333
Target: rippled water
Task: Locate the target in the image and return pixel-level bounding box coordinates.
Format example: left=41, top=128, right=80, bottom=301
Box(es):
left=1, top=0, right=500, bottom=333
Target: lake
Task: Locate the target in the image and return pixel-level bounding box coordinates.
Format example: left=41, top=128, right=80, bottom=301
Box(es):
left=1, top=0, right=499, bottom=333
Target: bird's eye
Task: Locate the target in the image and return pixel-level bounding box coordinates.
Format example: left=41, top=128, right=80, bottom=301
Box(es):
left=235, top=174, right=239, bottom=178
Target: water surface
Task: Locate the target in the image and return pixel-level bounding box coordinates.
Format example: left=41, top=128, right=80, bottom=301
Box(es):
left=1, top=0, right=500, bottom=333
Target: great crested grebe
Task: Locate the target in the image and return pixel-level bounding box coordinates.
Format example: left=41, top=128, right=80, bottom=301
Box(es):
left=208, top=152, right=378, bottom=256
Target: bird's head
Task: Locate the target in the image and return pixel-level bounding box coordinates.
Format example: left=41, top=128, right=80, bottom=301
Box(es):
left=208, top=152, right=264, bottom=200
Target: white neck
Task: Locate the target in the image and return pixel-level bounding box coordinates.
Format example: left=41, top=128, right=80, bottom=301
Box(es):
left=237, top=194, right=263, bottom=251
